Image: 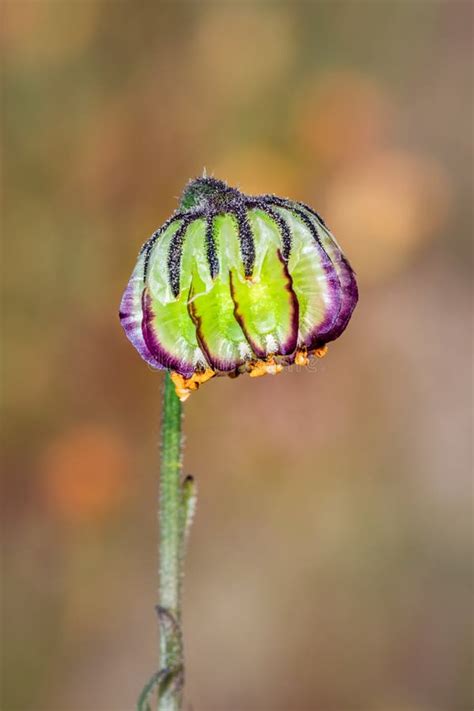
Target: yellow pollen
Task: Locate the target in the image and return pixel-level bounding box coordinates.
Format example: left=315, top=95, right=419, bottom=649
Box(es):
left=265, top=359, right=283, bottom=375
left=249, top=360, right=268, bottom=378
left=170, top=369, right=215, bottom=401
left=313, top=345, right=328, bottom=358
left=192, top=368, right=215, bottom=385
left=294, top=349, right=309, bottom=367
left=248, top=357, right=283, bottom=378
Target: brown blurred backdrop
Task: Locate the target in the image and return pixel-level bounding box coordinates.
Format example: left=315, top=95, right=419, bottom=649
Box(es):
left=2, top=2, right=473, bottom=710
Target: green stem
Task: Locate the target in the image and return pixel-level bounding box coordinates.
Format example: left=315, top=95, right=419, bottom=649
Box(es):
left=138, top=372, right=196, bottom=711
left=160, top=371, right=183, bottom=616
left=157, top=372, right=184, bottom=711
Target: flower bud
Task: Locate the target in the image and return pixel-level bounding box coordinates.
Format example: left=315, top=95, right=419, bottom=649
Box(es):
left=120, top=177, right=358, bottom=400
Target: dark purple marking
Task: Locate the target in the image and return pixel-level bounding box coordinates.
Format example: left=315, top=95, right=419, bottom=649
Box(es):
left=277, top=208, right=343, bottom=345
left=229, top=251, right=299, bottom=358
left=229, top=273, right=266, bottom=360
left=295, top=205, right=359, bottom=345
left=187, top=285, right=248, bottom=373
left=246, top=202, right=292, bottom=260
left=141, top=288, right=195, bottom=377
left=205, top=215, right=219, bottom=279
left=119, top=273, right=163, bottom=369
left=230, top=205, right=255, bottom=277
left=167, top=217, right=196, bottom=298
left=278, top=250, right=300, bottom=355
left=141, top=213, right=186, bottom=279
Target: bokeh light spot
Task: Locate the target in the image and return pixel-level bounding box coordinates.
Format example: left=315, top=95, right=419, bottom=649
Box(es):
left=40, top=425, right=130, bottom=524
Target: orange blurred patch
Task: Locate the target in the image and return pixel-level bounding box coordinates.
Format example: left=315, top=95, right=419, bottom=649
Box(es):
left=40, top=425, right=130, bottom=524
left=295, top=70, right=393, bottom=169
left=323, top=149, right=452, bottom=284
left=192, top=6, right=294, bottom=101
left=3, top=1, right=100, bottom=65
left=211, top=147, right=300, bottom=199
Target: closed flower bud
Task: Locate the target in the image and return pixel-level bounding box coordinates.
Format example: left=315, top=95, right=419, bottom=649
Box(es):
left=120, top=177, right=358, bottom=400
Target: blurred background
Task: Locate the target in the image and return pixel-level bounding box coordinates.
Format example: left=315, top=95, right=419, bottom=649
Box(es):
left=2, top=2, right=473, bottom=710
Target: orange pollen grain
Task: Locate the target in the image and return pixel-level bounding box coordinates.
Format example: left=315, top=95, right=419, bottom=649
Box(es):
left=295, top=349, right=309, bottom=366
left=248, top=360, right=268, bottom=378
left=313, top=345, right=329, bottom=358
left=249, top=357, right=283, bottom=378
left=171, top=369, right=215, bottom=401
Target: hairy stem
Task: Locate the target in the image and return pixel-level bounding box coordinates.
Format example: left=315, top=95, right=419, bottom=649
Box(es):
left=158, top=372, right=184, bottom=711
left=138, top=372, right=192, bottom=711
